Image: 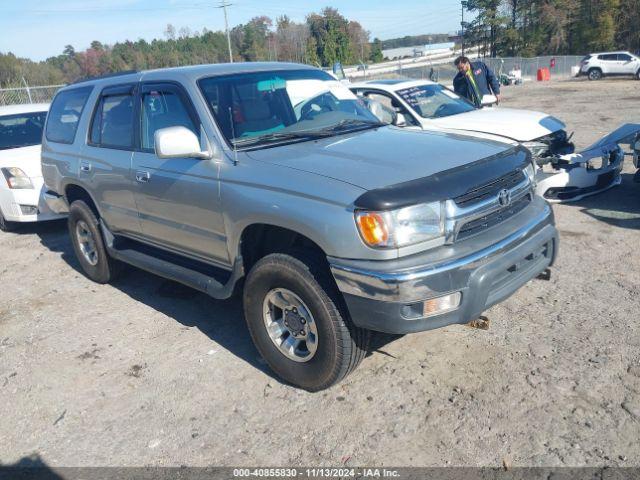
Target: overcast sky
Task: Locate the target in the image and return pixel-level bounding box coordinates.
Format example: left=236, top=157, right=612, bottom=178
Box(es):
left=0, top=0, right=463, bottom=61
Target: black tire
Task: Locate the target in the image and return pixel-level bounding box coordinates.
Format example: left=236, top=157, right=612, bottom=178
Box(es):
left=636, top=69, right=640, bottom=80
left=588, top=68, right=603, bottom=81
left=68, top=200, right=120, bottom=283
left=243, top=251, right=370, bottom=391
left=0, top=208, right=17, bottom=232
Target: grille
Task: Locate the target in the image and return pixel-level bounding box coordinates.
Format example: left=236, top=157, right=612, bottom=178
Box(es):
left=454, top=169, right=526, bottom=208
left=457, top=194, right=531, bottom=241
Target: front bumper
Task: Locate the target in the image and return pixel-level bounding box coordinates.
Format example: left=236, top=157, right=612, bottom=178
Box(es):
left=330, top=199, right=557, bottom=334
left=536, top=124, right=640, bottom=202
left=0, top=178, right=67, bottom=223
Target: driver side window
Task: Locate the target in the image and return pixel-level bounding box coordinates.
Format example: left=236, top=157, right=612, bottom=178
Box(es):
left=141, top=88, right=198, bottom=150
left=364, top=91, right=417, bottom=126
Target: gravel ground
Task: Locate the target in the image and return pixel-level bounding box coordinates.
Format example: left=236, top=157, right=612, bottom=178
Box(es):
left=1, top=78, right=639, bottom=469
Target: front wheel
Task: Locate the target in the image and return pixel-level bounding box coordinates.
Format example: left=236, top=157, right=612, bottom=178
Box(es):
left=588, top=69, right=603, bottom=81
left=0, top=208, right=17, bottom=232
left=243, top=252, right=370, bottom=391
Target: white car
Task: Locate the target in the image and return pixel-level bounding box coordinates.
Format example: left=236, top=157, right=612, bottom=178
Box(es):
left=0, top=103, right=64, bottom=231
left=579, top=51, right=640, bottom=80
left=350, top=79, right=574, bottom=161
left=351, top=79, right=637, bottom=203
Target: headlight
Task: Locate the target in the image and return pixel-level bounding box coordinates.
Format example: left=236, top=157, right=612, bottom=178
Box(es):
left=521, top=141, right=548, bottom=158
left=524, top=162, right=537, bottom=185
left=1, top=167, right=33, bottom=189
left=355, top=201, right=444, bottom=249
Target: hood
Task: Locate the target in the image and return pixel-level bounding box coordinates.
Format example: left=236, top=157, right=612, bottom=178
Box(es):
left=0, top=145, right=43, bottom=178
left=429, top=108, right=566, bottom=142
left=246, top=126, right=514, bottom=191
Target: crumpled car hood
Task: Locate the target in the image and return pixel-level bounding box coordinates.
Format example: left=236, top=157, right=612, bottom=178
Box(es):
left=428, top=107, right=566, bottom=142
left=246, top=126, right=515, bottom=191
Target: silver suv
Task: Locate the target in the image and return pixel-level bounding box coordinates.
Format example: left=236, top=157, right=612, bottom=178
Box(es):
left=42, top=63, right=558, bottom=390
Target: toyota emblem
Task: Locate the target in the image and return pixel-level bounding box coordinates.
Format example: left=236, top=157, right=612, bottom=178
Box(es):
left=498, top=189, right=512, bottom=207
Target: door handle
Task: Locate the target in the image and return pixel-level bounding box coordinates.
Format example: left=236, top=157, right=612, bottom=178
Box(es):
left=135, top=171, right=150, bottom=183
left=80, top=162, right=91, bottom=173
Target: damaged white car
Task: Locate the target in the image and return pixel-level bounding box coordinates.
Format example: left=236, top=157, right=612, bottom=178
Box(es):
left=536, top=124, right=640, bottom=202
left=351, top=79, right=636, bottom=202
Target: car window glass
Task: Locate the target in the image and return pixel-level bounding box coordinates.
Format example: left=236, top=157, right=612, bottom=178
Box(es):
left=365, top=93, right=394, bottom=110
left=141, top=89, right=197, bottom=150
left=90, top=93, right=134, bottom=148
left=45, top=86, right=92, bottom=144
left=395, top=84, right=476, bottom=119
left=0, top=111, right=47, bottom=150
left=199, top=69, right=378, bottom=147
left=599, top=54, right=617, bottom=61
left=618, top=54, right=632, bottom=62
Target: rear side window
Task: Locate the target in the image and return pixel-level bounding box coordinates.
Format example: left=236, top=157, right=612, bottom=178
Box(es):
left=89, top=88, right=135, bottom=149
left=45, top=86, right=93, bottom=144
left=598, top=54, right=617, bottom=61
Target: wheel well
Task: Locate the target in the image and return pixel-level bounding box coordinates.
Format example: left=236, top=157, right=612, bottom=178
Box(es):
left=589, top=67, right=602, bottom=73
left=240, top=224, right=327, bottom=273
left=65, top=184, right=99, bottom=217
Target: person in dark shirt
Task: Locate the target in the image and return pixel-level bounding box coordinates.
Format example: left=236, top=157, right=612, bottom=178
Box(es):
left=453, top=56, right=501, bottom=107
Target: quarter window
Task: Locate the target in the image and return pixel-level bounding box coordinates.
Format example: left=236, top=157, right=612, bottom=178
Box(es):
left=140, top=88, right=198, bottom=150
left=45, top=86, right=93, bottom=144
left=90, top=92, right=134, bottom=149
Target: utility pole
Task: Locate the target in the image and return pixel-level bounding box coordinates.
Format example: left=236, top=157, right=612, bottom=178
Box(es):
left=461, top=1, right=466, bottom=56
left=217, top=1, right=233, bottom=63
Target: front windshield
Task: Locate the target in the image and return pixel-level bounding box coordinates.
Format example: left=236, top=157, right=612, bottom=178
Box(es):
left=0, top=111, right=47, bottom=150
left=395, top=84, right=476, bottom=119
left=199, top=69, right=381, bottom=149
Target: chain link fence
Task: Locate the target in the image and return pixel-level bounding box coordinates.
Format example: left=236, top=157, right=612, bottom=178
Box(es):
left=0, top=85, right=64, bottom=107
left=359, top=55, right=585, bottom=86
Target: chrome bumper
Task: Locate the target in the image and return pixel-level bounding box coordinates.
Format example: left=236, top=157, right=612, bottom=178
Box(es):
left=329, top=201, right=558, bottom=333
left=43, top=190, right=70, bottom=215
left=331, top=204, right=555, bottom=303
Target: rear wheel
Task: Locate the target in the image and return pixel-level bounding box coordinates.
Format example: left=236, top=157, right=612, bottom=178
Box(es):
left=0, top=208, right=17, bottom=232
left=588, top=68, right=603, bottom=81
left=636, top=69, right=640, bottom=80
left=68, top=200, right=120, bottom=283
left=243, top=251, right=370, bottom=391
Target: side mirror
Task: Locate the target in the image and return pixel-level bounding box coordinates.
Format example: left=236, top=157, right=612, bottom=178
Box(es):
left=155, top=126, right=211, bottom=160
left=393, top=112, right=407, bottom=127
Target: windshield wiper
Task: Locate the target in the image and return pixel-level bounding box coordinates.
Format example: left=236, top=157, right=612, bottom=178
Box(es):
left=233, top=130, right=333, bottom=148
left=317, top=118, right=385, bottom=134
left=0, top=144, right=28, bottom=150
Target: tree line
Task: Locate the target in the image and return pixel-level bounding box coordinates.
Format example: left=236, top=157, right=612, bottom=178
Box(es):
left=464, top=0, right=640, bottom=57
left=0, top=8, right=384, bottom=88
left=2, top=2, right=640, bottom=88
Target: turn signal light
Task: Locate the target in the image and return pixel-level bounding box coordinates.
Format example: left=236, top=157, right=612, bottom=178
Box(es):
left=356, top=212, right=388, bottom=247
left=423, top=292, right=462, bottom=317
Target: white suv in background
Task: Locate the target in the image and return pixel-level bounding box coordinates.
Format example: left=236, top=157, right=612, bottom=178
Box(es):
left=0, top=103, right=65, bottom=231
left=580, top=51, right=640, bottom=80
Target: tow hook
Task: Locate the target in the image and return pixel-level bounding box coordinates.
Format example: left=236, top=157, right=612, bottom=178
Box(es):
left=468, top=316, right=490, bottom=330
left=536, top=268, right=552, bottom=281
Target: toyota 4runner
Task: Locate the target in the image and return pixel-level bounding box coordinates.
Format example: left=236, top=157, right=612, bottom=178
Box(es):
left=42, top=63, right=558, bottom=391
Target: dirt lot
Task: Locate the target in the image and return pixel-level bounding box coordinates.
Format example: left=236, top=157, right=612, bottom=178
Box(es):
left=1, top=78, right=640, bottom=468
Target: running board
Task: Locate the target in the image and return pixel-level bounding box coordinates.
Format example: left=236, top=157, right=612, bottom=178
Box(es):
left=100, top=222, right=243, bottom=300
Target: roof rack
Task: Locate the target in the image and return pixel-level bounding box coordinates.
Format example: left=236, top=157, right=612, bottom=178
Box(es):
left=71, top=70, right=139, bottom=85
